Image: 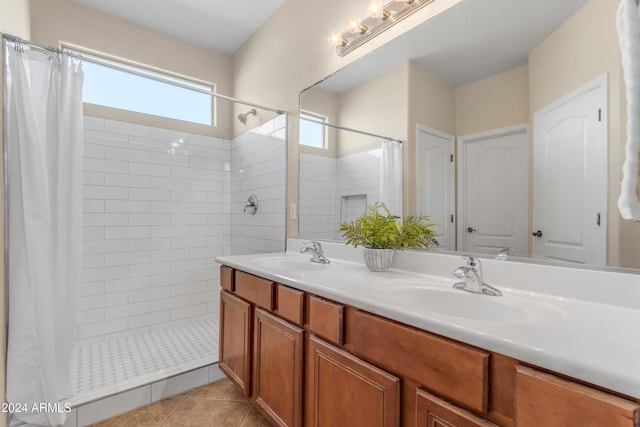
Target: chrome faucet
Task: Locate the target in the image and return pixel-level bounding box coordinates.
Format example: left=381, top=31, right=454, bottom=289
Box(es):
left=300, top=241, right=330, bottom=264
left=495, top=247, right=514, bottom=261
left=452, top=256, right=501, bottom=296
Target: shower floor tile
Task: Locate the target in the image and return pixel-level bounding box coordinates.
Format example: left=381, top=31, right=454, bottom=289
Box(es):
left=69, top=319, right=218, bottom=406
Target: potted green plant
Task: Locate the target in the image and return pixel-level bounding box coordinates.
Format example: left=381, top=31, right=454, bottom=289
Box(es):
left=339, top=202, right=439, bottom=272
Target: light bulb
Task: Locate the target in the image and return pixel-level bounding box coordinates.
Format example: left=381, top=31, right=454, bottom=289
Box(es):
left=347, top=16, right=367, bottom=34
left=367, top=0, right=389, bottom=19
left=328, top=32, right=347, bottom=47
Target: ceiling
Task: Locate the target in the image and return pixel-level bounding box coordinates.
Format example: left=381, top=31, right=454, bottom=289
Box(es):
left=316, top=0, right=590, bottom=92
left=73, top=0, right=286, bottom=55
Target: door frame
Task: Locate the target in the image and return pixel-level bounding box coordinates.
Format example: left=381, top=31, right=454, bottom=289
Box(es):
left=456, top=123, right=529, bottom=252
left=415, top=124, right=455, bottom=250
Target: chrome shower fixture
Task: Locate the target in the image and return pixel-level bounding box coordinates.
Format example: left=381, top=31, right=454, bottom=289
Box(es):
left=237, top=108, right=257, bottom=125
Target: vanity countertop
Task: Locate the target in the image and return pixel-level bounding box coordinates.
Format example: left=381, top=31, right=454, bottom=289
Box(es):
left=216, top=246, right=640, bottom=400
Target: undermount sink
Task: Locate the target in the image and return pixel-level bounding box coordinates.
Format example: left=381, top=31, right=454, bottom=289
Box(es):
left=253, top=256, right=329, bottom=271
left=382, top=284, right=533, bottom=322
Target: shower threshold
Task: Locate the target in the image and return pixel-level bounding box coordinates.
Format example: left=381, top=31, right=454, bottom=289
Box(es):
left=62, top=319, right=221, bottom=426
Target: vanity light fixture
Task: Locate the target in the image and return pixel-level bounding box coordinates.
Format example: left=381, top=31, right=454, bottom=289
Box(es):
left=329, top=0, right=435, bottom=56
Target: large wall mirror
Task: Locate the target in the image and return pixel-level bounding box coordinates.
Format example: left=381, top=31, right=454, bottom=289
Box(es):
left=299, top=0, right=640, bottom=270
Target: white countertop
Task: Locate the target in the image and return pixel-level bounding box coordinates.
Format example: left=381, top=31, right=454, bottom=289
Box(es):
left=216, top=240, right=640, bottom=400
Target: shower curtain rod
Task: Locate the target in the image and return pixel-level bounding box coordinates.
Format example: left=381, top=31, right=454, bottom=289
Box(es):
left=300, top=115, right=402, bottom=143
left=2, top=33, right=285, bottom=115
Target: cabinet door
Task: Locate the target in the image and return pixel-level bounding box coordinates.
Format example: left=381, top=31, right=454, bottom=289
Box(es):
left=253, top=308, right=304, bottom=427
left=416, top=389, right=498, bottom=427
left=308, top=335, right=400, bottom=427
left=219, top=290, right=252, bottom=397
left=516, top=366, right=640, bottom=427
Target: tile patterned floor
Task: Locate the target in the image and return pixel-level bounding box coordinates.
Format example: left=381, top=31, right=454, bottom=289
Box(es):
left=71, top=320, right=218, bottom=399
left=88, top=379, right=270, bottom=427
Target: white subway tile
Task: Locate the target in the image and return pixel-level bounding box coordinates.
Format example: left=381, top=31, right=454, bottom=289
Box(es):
left=105, top=200, right=149, bottom=213
left=148, top=295, right=189, bottom=312
left=187, top=291, right=217, bottom=305
left=170, top=213, right=207, bottom=225
left=128, top=311, right=171, bottom=329
left=149, top=152, right=189, bottom=167
left=149, top=201, right=189, bottom=213
left=83, top=239, right=128, bottom=254
left=83, top=199, right=105, bottom=213
left=78, top=318, right=129, bottom=339
left=150, top=248, right=189, bottom=263
left=84, top=143, right=105, bottom=158
left=188, top=269, right=217, bottom=282
left=171, top=303, right=206, bottom=320
left=189, top=247, right=213, bottom=259
left=129, top=262, right=170, bottom=277
left=170, top=166, right=208, bottom=180
left=170, top=281, right=207, bottom=296
left=78, top=281, right=104, bottom=297
left=77, top=308, right=104, bottom=325
left=104, top=276, right=150, bottom=293
left=83, top=171, right=105, bottom=186
left=128, top=286, right=171, bottom=303
left=83, top=186, right=129, bottom=200
left=105, top=173, right=151, bottom=188
left=84, top=158, right=128, bottom=174
left=105, top=302, right=150, bottom=320
left=105, top=147, right=149, bottom=163
left=104, top=119, right=151, bottom=137
left=81, top=266, right=128, bottom=282
left=129, top=188, right=170, bottom=201
left=129, top=213, right=171, bottom=226
left=78, top=292, right=128, bottom=310
left=149, top=176, right=190, bottom=190
left=82, top=254, right=104, bottom=269
left=129, top=162, right=170, bottom=177
left=171, top=190, right=207, bottom=202
left=170, top=236, right=206, bottom=248
left=129, top=137, right=172, bottom=153
left=149, top=127, right=189, bottom=142
left=84, top=130, right=128, bottom=147
left=83, top=115, right=105, bottom=131
left=149, top=272, right=189, bottom=287
left=170, top=258, right=205, bottom=273
left=105, top=226, right=149, bottom=239
left=105, top=251, right=150, bottom=266
left=128, top=237, right=171, bottom=251
left=149, top=225, right=189, bottom=237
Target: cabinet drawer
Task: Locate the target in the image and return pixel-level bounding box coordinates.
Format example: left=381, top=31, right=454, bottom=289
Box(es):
left=276, top=285, right=305, bottom=326
left=235, top=271, right=275, bottom=311
left=309, top=296, right=344, bottom=346
left=416, top=388, right=498, bottom=427
left=349, top=309, right=489, bottom=414
left=220, top=266, right=234, bottom=292
left=515, top=366, right=640, bottom=427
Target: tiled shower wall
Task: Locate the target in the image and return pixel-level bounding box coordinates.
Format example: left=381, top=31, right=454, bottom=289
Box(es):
left=79, top=115, right=286, bottom=345
left=230, top=116, right=287, bottom=255
left=299, top=149, right=381, bottom=240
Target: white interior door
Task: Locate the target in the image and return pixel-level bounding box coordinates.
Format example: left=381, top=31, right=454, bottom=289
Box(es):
left=532, top=75, right=608, bottom=265
left=458, top=125, right=529, bottom=257
left=416, top=125, right=455, bottom=250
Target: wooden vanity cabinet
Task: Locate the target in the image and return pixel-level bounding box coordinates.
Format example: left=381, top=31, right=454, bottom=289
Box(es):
left=416, top=389, right=498, bottom=427
left=219, top=270, right=305, bottom=427
left=307, top=335, right=400, bottom=427
left=219, top=290, right=252, bottom=396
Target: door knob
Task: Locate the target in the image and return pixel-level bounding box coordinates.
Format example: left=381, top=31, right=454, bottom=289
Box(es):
left=466, top=227, right=476, bottom=233
left=532, top=230, right=543, bottom=238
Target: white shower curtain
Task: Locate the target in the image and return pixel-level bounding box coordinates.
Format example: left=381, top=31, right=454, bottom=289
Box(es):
left=5, top=46, right=83, bottom=426
left=380, top=140, right=403, bottom=216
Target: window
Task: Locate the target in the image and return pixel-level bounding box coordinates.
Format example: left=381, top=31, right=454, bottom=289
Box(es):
left=299, top=111, right=328, bottom=149
left=71, top=48, right=214, bottom=125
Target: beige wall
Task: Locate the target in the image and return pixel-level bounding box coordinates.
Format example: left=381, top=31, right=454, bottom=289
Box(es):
left=231, top=0, right=464, bottom=237
left=299, top=87, right=339, bottom=158
left=529, top=0, right=637, bottom=268
left=406, top=62, right=456, bottom=215
left=338, top=62, right=409, bottom=157
left=1, top=2, right=30, bottom=425
left=29, top=0, right=234, bottom=138
left=455, top=66, right=529, bottom=136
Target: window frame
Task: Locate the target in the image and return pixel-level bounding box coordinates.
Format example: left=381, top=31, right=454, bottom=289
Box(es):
left=62, top=43, right=216, bottom=127
left=299, top=110, right=329, bottom=150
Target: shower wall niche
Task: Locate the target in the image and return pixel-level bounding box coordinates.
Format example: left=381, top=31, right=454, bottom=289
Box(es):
left=79, top=115, right=286, bottom=345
